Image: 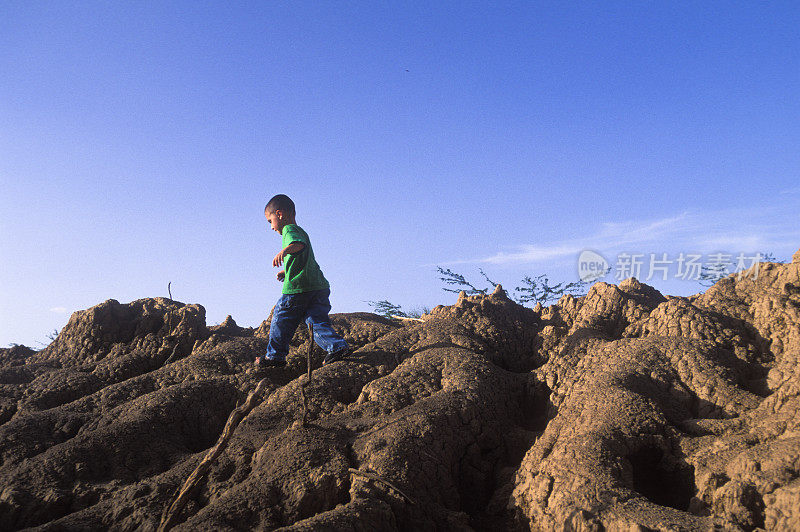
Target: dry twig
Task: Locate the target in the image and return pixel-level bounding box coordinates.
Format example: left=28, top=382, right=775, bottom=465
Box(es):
left=166, top=282, right=173, bottom=333
left=348, top=468, right=416, bottom=505
left=392, top=315, right=424, bottom=322
left=160, top=324, right=318, bottom=530
left=157, top=378, right=273, bottom=531
left=300, top=323, right=314, bottom=426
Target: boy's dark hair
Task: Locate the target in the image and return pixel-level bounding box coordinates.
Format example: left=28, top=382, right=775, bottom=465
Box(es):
left=265, top=194, right=295, bottom=215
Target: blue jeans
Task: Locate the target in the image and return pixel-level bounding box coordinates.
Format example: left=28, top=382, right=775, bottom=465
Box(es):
left=265, top=288, right=349, bottom=361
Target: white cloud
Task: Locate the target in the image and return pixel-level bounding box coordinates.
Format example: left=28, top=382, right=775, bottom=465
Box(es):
left=440, top=205, right=800, bottom=267
left=696, top=235, right=769, bottom=251
left=480, top=244, right=583, bottom=264
left=438, top=212, right=694, bottom=266
left=598, top=213, right=698, bottom=247
left=49, top=307, right=68, bottom=314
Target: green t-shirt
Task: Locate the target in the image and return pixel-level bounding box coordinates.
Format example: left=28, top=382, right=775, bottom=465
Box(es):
left=281, top=224, right=330, bottom=294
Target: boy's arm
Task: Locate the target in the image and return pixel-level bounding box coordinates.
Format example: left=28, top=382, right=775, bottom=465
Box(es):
left=276, top=270, right=285, bottom=282
left=272, top=242, right=305, bottom=267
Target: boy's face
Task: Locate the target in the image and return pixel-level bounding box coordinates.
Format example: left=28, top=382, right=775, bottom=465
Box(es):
left=265, top=209, right=286, bottom=233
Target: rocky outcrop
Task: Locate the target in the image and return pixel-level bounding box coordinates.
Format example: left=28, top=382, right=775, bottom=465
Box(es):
left=513, top=251, right=800, bottom=531
left=0, top=248, right=798, bottom=530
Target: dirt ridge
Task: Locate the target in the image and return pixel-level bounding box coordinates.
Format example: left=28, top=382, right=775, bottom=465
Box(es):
left=0, top=250, right=798, bottom=530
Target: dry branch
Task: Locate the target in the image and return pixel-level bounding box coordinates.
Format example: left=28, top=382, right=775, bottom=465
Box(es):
left=158, top=378, right=273, bottom=532
left=392, top=315, right=424, bottom=322
left=300, top=323, right=314, bottom=426
left=161, top=342, right=181, bottom=366
left=165, top=282, right=173, bottom=334
left=159, top=324, right=318, bottom=530
left=348, top=468, right=416, bottom=505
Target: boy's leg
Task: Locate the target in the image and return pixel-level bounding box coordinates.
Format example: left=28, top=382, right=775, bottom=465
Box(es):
left=304, top=289, right=349, bottom=356
left=265, top=293, right=310, bottom=362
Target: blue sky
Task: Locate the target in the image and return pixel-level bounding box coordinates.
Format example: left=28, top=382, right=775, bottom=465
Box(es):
left=2, top=2, right=799, bottom=347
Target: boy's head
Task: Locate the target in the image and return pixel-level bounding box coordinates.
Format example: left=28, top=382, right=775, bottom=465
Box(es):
left=264, top=194, right=296, bottom=233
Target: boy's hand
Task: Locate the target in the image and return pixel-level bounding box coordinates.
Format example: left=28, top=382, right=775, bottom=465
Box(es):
left=276, top=270, right=285, bottom=282
left=273, top=249, right=286, bottom=267
left=273, top=242, right=305, bottom=267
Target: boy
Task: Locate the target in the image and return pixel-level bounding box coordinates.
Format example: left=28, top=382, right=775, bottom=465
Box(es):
left=256, top=194, right=351, bottom=368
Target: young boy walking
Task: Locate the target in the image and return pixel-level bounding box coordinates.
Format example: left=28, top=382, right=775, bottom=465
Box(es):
left=256, top=194, right=351, bottom=368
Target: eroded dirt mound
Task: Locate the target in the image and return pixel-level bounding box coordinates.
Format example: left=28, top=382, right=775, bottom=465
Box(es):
left=1, top=250, right=798, bottom=531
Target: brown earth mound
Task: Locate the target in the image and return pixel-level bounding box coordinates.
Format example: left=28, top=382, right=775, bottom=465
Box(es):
left=1, top=250, right=798, bottom=531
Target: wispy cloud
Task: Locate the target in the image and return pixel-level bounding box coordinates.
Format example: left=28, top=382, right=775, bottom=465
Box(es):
left=780, top=186, right=800, bottom=195
left=479, top=244, right=584, bottom=264
left=597, top=212, right=694, bottom=245
left=49, top=307, right=68, bottom=314
left=437, top=213, right=694, bottom=266
left=695, top=235, right=769, bottom=251
left=438, top=205, right=800, bottom=267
